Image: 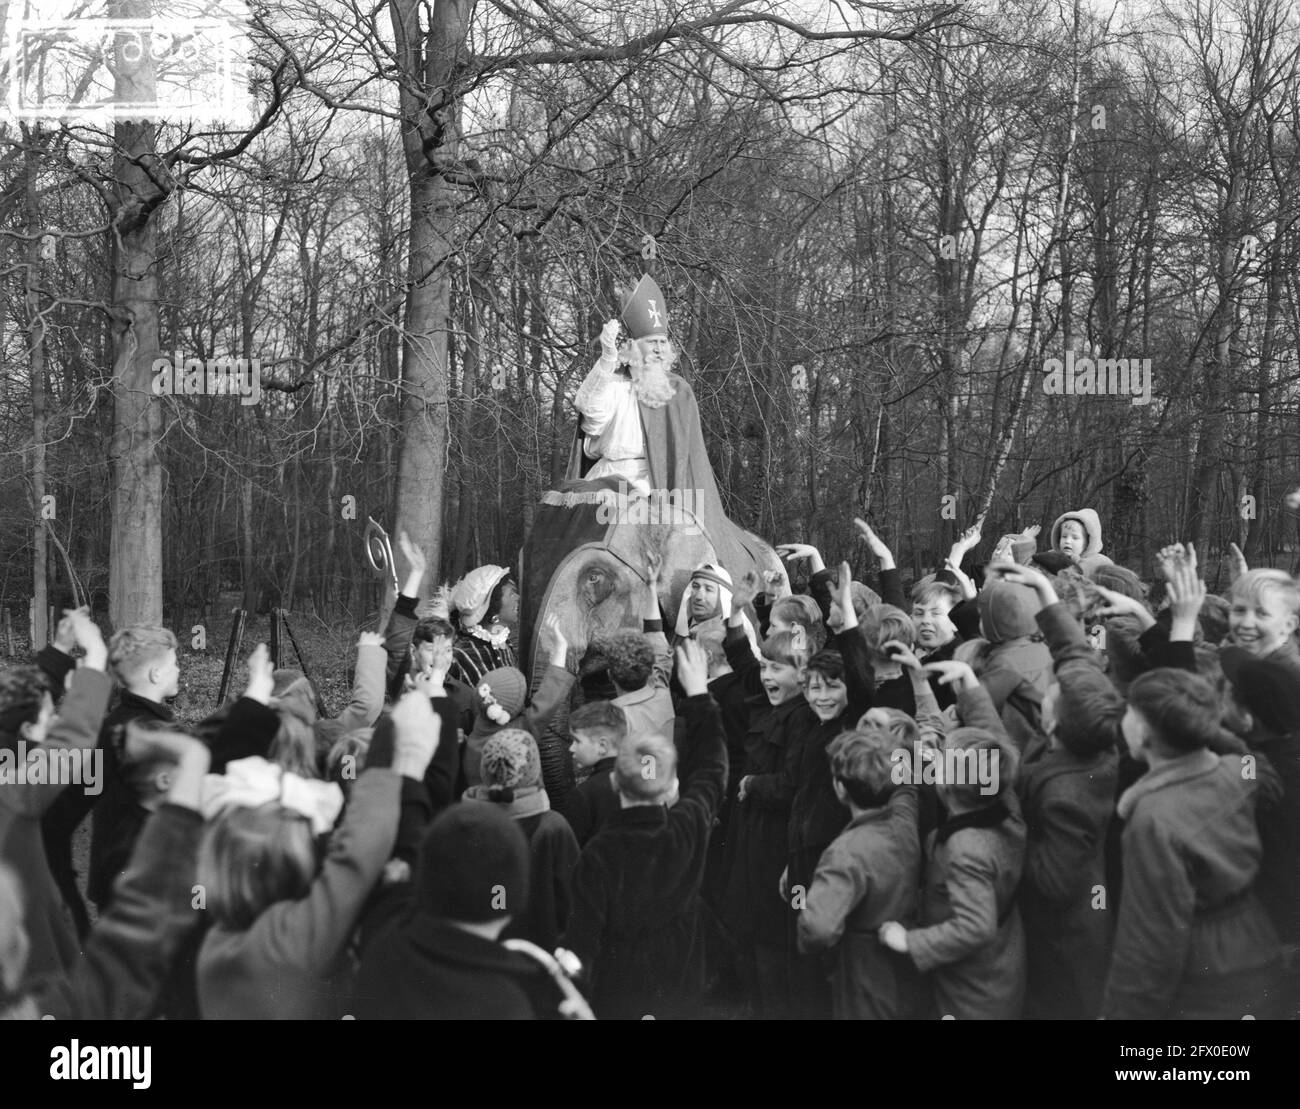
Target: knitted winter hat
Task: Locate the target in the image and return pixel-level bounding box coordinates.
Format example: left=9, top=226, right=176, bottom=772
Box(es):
left=1220, top=647, right=1300, bottom=737
left=977, top=580, right=1043, bottom=644
left=1030, top=550, right=1075, bottom=575
left=480, top=728, right=542, bottom=792
left=415, top=804, right=530, bottom=922
left=475, top=667, right=528, bottom=724
left=452, top=564, right=510, bottom=628
left=1092, top=564, right=1145, bottom=602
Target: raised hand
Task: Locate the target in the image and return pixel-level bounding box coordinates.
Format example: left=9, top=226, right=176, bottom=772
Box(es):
left=1090, top=584, right=1154, bottom=629
left=853, top=518, right=895, bottom=570
left=67, top=608, right=107, bottom=670
left=922, top=659, right=980, bottom=694
left=1167, top=553, right=1206, bottom=640
left=545, top=613, right=569, bottom=669
left=836, top=560, right=858, bottom=631
left=675, top=638, right=710, bottom=697
left=357, top=631, right=385, bottom=649
left=412, top=669, right=444, bottom=699
left=1155, top=543, right=1186, bottom=582
left=53, top=606, right=86, bottom=654
left=763, top=564, right=791, bottom=601
left=984, top=561, right=1056, bottom=604
left=1226, top=542, right=1248, bottom=583
left=1023, top=524, right=1042, bottom=540
left=644, top=549, right=663, bottom=586
left=950, top=522, right=982, bottom=560
left=775, top=543, right=826, bottom=574
left=882, top=639, right=924, bottom=673
left=943, top=557, right=977, bottom=601
left=731, top=570, right=761, bottom=615
left=600, top=318, right=620, bottom=358
left=397, top=530, right=427, bottom=596
left=244, top=643, right=275, bottom=704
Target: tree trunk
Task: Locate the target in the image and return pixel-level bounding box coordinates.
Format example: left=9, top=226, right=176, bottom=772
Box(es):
left=388, top=0, right=474, bottom=586
left=24, top=133, right=49, bottom=647
left=108, top=3, right=166, bottom=630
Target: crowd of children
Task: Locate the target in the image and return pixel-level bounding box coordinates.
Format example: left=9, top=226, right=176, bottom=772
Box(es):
left=1, top=505, right=1298, bottom=1020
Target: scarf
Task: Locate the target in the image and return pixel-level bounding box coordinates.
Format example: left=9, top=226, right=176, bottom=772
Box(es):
left=462, top=783, right=551, bottom=820
left=934, top=798, right=1010, bottom=845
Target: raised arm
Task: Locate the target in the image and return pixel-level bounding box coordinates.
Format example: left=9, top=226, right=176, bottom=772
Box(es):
left=572, top=320, right=624, bottom=436
left=38, top=732, right=210, bottom=1019
left=5, top=611, right=111, bottom=816
left=333, top=633, right=388, bottom=732
left=256, top=691, right=438, bottom=974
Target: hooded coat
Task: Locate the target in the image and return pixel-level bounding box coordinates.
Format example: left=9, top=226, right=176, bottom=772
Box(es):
left=974, top=581, right=1053, bottom=751
left=1050, top=509, right=1115, bottom=578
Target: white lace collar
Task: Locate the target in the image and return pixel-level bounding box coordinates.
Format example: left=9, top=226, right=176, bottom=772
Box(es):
left=467, top=623, right=511, bottom=648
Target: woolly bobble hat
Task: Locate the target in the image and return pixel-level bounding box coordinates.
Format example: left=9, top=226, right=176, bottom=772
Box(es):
left=977, top=580, right=1043, bottom=644
left=415, top=804, right=530, bottom=923
left=1091, top=564, right=1145, bottom=602
left=475, top=667, right=528, bottom=722
left=480, top=728, right=542, bottom=791
left=452, top=564, right=511, bottom=628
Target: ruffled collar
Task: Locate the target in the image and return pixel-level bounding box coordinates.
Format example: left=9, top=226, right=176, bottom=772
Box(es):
left=462, top=783, right=551, bottom=820
left=466, top=623, right=511, bottom=648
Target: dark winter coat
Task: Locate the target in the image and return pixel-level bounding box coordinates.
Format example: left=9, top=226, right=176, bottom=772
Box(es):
left=562, top=692, right=726, bottom=1019
left=908, top=686, right=1027, bottom=1020
left=797, top=787, right=925, bottom=1019
left=559, top=755, right=619, bottom=847
left=1102, top=751, right=1282, bottom=1019
left=1, top=669, right=112, bottom=987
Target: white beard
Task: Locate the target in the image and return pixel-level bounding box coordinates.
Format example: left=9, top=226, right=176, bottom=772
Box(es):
left=631, top=363, right=677, bottom=408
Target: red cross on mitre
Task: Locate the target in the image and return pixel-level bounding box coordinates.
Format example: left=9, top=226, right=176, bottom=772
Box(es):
left=621, top=274, right=670, bottom=339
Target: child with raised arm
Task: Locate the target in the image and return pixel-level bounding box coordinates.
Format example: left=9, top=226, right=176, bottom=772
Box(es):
left=796, top=727, right=924, bottom=1020
left=880, top=658, right=1027, bottom=1020
left=986, top=562, right=1120, bottom=1019
left=563, top=639, right=727, bottom=1020
left=42, top=619, right=179, bottom=932
left=1, top=609, right=111, bottom=985
left=1, top=727, right=211, bottom=1020
left=196, top=689, right=440, bottom=1019
left=717, top=572, right=811, bottom=1017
